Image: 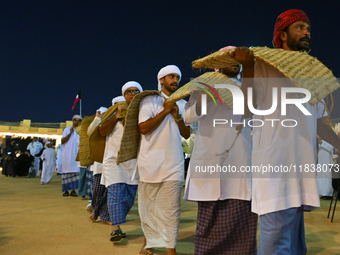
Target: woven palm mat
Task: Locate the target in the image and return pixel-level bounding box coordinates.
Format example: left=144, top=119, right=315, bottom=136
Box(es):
left=117, top=90, right=160, bottom=164
left=166, top=72, right=240, bottom=108
left=88, top=101, right=127, bottom=163
left=76, top=115, right=95, bottom=166
left=74, top=125, right=81, bottom=134
left=192, top=47, right=340, bottom=105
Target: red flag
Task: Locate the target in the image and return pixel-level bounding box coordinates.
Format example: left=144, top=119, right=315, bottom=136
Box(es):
left=71, top=90, right=81, bottom=111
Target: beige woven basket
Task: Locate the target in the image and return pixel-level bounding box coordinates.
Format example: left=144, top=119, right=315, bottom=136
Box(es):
left=117, top=90, right=160, bottom=164
left=192, top=47, right=340, bottom=105
left=88, top=101, right=128, bottom=163
left=167, top=72, right=240, bottom=108
left=76, top=115, right=95, bottom=166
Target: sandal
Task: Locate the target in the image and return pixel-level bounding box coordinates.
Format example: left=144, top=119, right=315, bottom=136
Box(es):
left=89, top=214, right=97, bottom=222
left=86, top=203, right=93, bottom=213
left=70, top=190, right=78, bottom=197
left=139, top=248, right=154, bottom=255
left=63, top=191, right=69, bottom=197
left=110, top=229, right=126, bottom=242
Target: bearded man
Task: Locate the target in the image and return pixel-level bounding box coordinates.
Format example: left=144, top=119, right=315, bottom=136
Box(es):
left=183, top=47, right=257, bottom=254
left=137, top=65, right=190, bottom=255
left=26, top=137, right=43, bottom=176
left=240, top=9, right=340, bottom=254
left=61, top=115, right=82, bottom=197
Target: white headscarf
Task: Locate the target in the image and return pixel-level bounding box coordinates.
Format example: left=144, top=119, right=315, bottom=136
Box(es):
left=45, top=140, right=51, bottom=148
left=72, top=114, right=83, bottom=120
left=96, top=106, right=108, bottom=114
left=111, top=96, right=126, bottom=106
left=157, top=65, right=182, bottom=91
left=121, top=81, right=143, bottom=96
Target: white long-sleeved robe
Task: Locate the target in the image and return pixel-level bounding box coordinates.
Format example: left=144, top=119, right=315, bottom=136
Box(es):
left=56, top=144, right=63, bottom=173
left=27, top=141, right=43, bottom=176
left=41, top=148, right=56, bottom=184
left=317, top=140, right=334, bottom=196
left=183, top=84, right=252, bottom=202
left=252, top=61, right=326, bottom=215
left=87, top=116, right=104, bottom=175
left=61, top=127, right=80, bottom=173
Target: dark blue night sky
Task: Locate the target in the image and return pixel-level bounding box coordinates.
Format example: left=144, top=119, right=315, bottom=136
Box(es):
left=1, top=1, right=340, bottom=123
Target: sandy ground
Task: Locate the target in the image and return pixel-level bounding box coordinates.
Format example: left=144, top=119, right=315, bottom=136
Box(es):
left=1, top=172, right=340, bottom=255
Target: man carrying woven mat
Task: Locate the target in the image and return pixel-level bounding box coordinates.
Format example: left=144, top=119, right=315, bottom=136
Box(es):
left=87, top=106, right=111, bottom=224
left=61, top=115, right=82, bottom=197
left=183, top=46, right=257, bottom=255
left=241, top=9, right=340, bottom=255
left=137, top=65, right=190, bottom=255
left=98, top=81, right=143, bottom=242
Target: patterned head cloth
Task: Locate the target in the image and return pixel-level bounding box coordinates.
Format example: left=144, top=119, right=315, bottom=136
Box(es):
left=219, top=46, right=236, bottom=51
left=214, top=46, right=236, bottom=72
left=215, top=46, right=242, bottom=79
left=273, top=9, right=311, bottom=48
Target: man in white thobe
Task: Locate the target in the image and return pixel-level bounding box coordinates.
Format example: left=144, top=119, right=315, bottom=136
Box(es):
left=56, top=143, right=63, bottom=174
left=184, top=46, right=257, bottom=254
left=61, top=115, right=82, bottom=197
left=99, top=82, right=143, bottom=242
left=87, top=106, right=110, bottom=222
left=240, top=9, right=340, bottom=255
left=317, top=139, right=334, bottom=197
left=40, top=141, right=56, bottom=184
left=137, top=65, right=190, bottom=255
left=26, top=137, right=43, bottom=177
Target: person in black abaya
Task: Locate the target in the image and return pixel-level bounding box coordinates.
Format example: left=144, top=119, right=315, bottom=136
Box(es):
left=2, top=139, right=18, bottom=177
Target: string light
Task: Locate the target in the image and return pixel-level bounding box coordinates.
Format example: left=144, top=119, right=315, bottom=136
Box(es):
left=0, top=132, right=61, bottom=139
left=0, top=132, right=62, bottom=146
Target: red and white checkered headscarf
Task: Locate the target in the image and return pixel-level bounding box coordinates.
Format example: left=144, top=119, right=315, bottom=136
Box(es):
left=215, top=46, right=241, bottom=79
left=214, top=46, right=236, bottom=72
left=273, top=9, right=310, bottom=48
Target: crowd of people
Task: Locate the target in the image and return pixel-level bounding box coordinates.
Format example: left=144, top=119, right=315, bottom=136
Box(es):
left=2, top=8, right=340, bottom=255
left=1, top=137, right=58, bottom=184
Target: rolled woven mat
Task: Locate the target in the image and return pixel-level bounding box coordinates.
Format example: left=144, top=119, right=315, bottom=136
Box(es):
left=192, top=47, right=340, bottom=105
left=88, top=101, right=127, bottom=163
left=117, top=90, right=160, bottom=164
left=76, top=115, right=95, bottom=166
left=166, top=72, right=240, bottom=108
left=74, top=125, right=81, bottom=134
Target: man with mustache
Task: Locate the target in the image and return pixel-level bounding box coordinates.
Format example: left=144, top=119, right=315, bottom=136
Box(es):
left=183, top=46, right=257, bottom=255
left=137, top=65, right=190, bottom=255
left=87, top=106, right=109, bottom=222
left=240, top=9, right=340, bottom=254
left=61, top=115, right=82, bottom=197
left=274, top=12, right=311, bottom=51
left=26, top=137, right=43, bottom=177
left=99, top=81, right=143, bottom=242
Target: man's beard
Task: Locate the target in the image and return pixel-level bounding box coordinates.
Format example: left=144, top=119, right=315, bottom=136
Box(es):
left=287, top=34, right=310, bottom=51
left=220, top=66, right=240, bottom=78
left=166, top=82, right=178, bottom=92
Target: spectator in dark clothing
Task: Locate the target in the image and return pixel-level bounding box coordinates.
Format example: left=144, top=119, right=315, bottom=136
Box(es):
left=2, top=139, right=18, bottom=177
left=15, top=150, right=35, bottom=176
